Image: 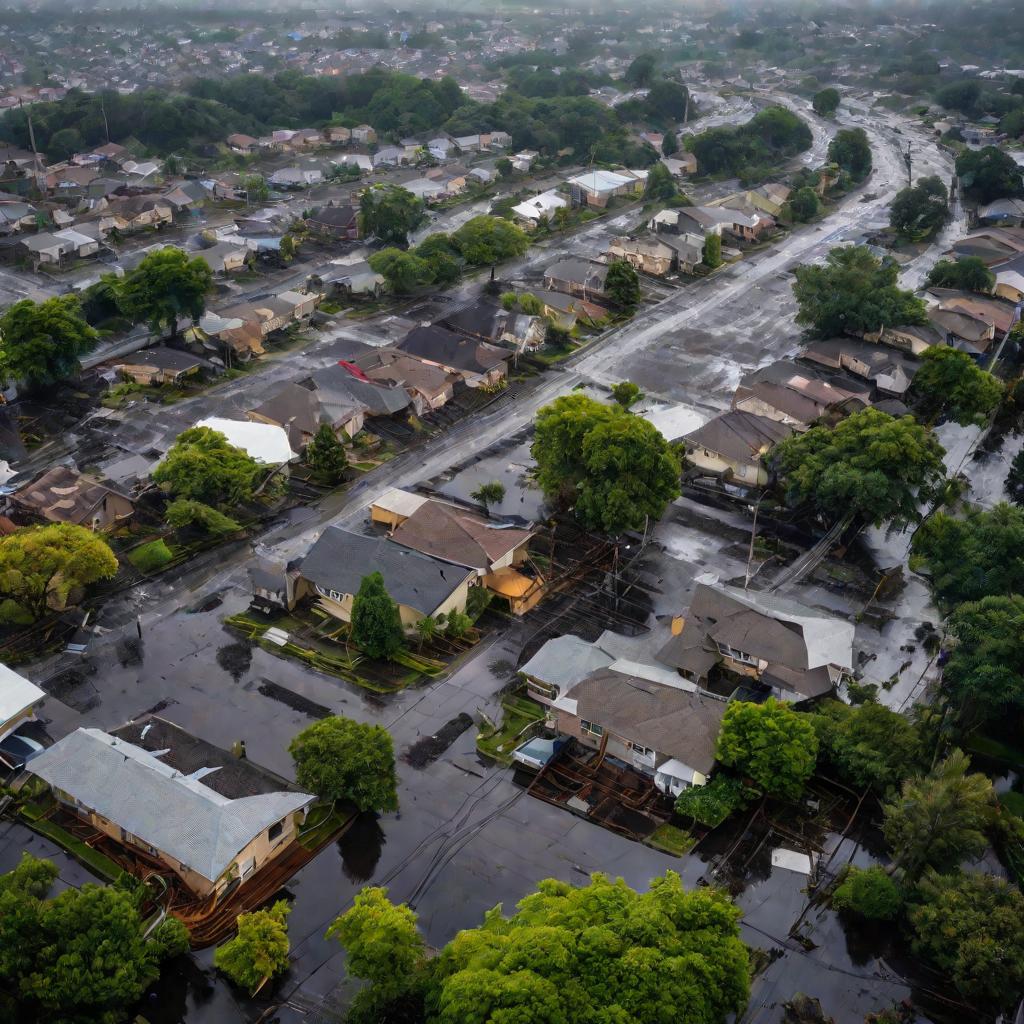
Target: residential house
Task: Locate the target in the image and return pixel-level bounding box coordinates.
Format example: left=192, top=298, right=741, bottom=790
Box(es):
left=440, top=299, right=546, bottom=351
left=397, top=324, right=510, bottom=387
left=607, top=236, right=676, bottom=277
left=113, top=346, right=208, bottom=386
left=509, top=190, right=567, bottom=229
left=0, top=200, right=36, bottom=234
left=11, top=466, right=134, bottom=529
left=404, top=177, right=446, bottom=202
left=104, top=194, right=173, bottom=231
left=657, top=582, right=855, bottom=702
left=305, top=203, right=359, bottom=241
left=268, top=167, right=324, bottom=189
left=223, top=290, right=319, bottom=339
left=511, top=150, right=539, bottom=173
left=298, top=526, right=476, bottom=628
left=226, top=133, right=260, bottom=153
left=307, top=361, right=414, bottom=419
left=29, top=724, right=313, bottom=898
left=518, top=634, right=614, bottom=707
left=247, top=381, right=365, bottom=451
left=552, top=665, right=728, bottom=794
left=323, top=125, right=351, bottom=145
left=543, top=258, right=609, bottom=300
left=799, top=337, right=920, bottom=398
left=20, top=231, right=74, bottom=266
left=373, top=146, right=405, bottom=168
left=193, top=416, right=297, bottom=466
left=977, top=198, right=1024, bottom=227
left=928, top=288, right=1017, bottom=339
left=732, top=363, right=870, bottom=429
left=994, top=269, right=1024, bottom=303
left=949, top=228, right=1024, bottom=266
left=195, top=239, right=251, bottom=275
left=311, top=259, right=385, bottom=298
left=661, top=152, right=698, bottom=177
left=539, top=289, right=609, bottom=330
left=352, top=349, right=453, bottom=414
left=869, top=323, right=946, bottom=356
left=351, top=125, right=377, bottom=144
left=194, top=310, right=266, bottom=362
left=161, top=180, right=209, bottom=216
left=747, top=183, right=791, bottom=218
left=566, top=169, right=642, bottom=208
left=710, top=198, right=775, bottom=241
left=926, top=307, right=995, bottom=356
left=683, top=410, right=794, bottom=487
left=0, top=663, right=46, bottom=742
left=649, top=206, right=723, bottom=238
left=488, top=130, right=513, bottom=148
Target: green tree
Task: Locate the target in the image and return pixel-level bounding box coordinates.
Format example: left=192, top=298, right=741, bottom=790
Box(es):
left=305, top=423, right=347, bottom=483
left=279, top=234, right=297, bottom=262
left=792, top=246, right=926, bottom=337
left=625, top=52, right=658, bottom=87
left=715, top=698, right=818, bottom=800
left=934, top=80, right=982, bottom=116
left=911, top=502, right=1024, bottom=607
left=942, top=594, right=1024, bottom=726
left=117, top=247, right=213, bottom=338
left=645, top=79, right=689, bottom=122
left=80, top=273, right=123, bottom=326
left=788, top=186, right=820, bottom=222
left=812, top=87, right=840, bottom=117
left=644, top=161, right=677, bottom=202
left=518, top=292, right=543, bottom=315
left=153, top=426, right=263, bottom=506
left=955, top=145, right=1024, bottom=204
left=1006, top=448, right=1024, bottom=505
left=242, top=174, right=269, bottom=202
left=214, top=901, right=291, bottom=993
left=444, top=609, right=472, bottom=638
left=925, top=256, right=994, bottom=293
left=414, top=232, right=462, bottom=285
left=911, top=345, right=1003, bottom=426
left=773, top=408, right=946, bottom=529
left=350, top=571, right=404, bottom=660
left=0, top=855, right=189, bottom=1024
left=0, top=296, right=98, bottom=390
left=496, top=156, right=514, bottom=178
left=47, top=126, right=84, bottom=161
left=415, top=614, right=437, bottom=650
left=288, top=715, right=399, bottom=812
left=545, top=321, right=573, bottom=350
left=811, top=699, right=923, bottom=793
left=165, top=499, right=241, bottom=535
left=431, top=871, right=748, bottom=1024
left=604, top=259, right=641, bottom=310
left=882, top=749, right=995, bottom=880
left=662, top=132, right=679, bottom=156
left=832, top=866, right=902, bottom=920
left=907, top=870, right=1024, bottom=1011
left=358, top=184, right=427, bottom=245
left=702, top=232, right=722, bottom=268
left=0, top=523, right=118, bottom=624
left=610, top=380, right=643, bottom=409
left=368, top=247, right=432, bottom=293
left=889, top=175, right=948, bottom=239
left=451, top=215, right=529, bottom=266
left=827, top=127, right=872, bottom=181
left=327, top=886, right=424, bottom=993
left=471, top=481, right=505, bottom=513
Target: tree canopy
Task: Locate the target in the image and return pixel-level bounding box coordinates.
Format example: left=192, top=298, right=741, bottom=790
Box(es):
left=532, top=393, right=680, bottom=536
left=0, top=296, right=98, bottom=390
left=772, top=408, right=946, bottom=529
left=152, top=426, right=264, bottom=507
left=925, top=256, right=994, bottom=293
left=882, top=749, right=995, bottom=880
left=0, top=523, right=118, bottom=624
left=827, top=127, right=872, bottom=181
left=908, top=870, right=1024, bottom=1011
left=889, top=176, right=948, bottom=240
left=214, top=901, right=291, bottom=993
left=811, top=699, right=924, bottom=793
left=0, top=853, right=189, bottom=1024
left=686, top=106, right=812, bottom=180
left=368, top=247, right=433, bottom=294
left=715, top=698, right=818, bottom=800
left=450, top=215, right=529, bottom=265
left=812, top=87, right=840, bottom=117
left=788, top=186, right=820, bottom=222
left=644, top=161, right=678, bottom=202
left=358, top=184, right=428, bottom=246
left=955, top=146, right=1024, bottom=204
left=117, top=247, right=213, bottom=337
left=288, top=715, right=399, bottom=812
left=165, top=499, right=241, bottom=536
left=350, top=571, right=405, bottom=660
left=911, top=502, right=1024, bottom=608
left=832, top=865, right=902, bottom=920
left=911, top=345, right=1003, bottom=426
left=305, top=423, right=348, bottom=483
left=604, top=259, right=641, bottom=311
left=792, top=245, right=926, bottom=337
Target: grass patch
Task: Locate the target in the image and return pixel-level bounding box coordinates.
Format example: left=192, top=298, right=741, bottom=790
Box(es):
left=477, top=692, right=545, bottom=763
left=127, top=539, right=175, bottom=573
left=21, top=811, right=124, bottom=882
left=297, top=803, right=355, bottom=850
left=646, top=823, right=697, bottom=857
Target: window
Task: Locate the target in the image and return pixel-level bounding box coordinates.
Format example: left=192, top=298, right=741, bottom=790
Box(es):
left=580, top=720, right=604, bottom=737
left=527, top=678, right=557, bottom=699
left=718, top=642, right=757, bottom=666
left=631, top=743, right=655, bottom=757
left=268, top=818, right=285, bottom=841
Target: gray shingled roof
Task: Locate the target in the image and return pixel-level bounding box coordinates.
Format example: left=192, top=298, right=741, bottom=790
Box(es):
left=519, top=635, right=614, bottom=689
left=30, top=728, right=312, bottom=883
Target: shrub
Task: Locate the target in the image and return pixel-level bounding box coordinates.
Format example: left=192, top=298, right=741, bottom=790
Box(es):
left=128, top=539, right=174, bottom=573
left=674, top=774, right=749, bottom=827
left=832, top=866, right=902, bottom=920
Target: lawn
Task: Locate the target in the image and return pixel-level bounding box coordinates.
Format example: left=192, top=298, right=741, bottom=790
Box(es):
left=646, top=823, right=698, bottom=857
left=297, top=803, right=356, bottom=851
left=20, top=805, right=125, bottom=883
left=477, top=693, right=546, bottom=763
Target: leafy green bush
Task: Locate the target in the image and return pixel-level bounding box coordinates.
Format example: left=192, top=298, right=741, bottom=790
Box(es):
left=128, top=539, right=174, bottom=573
left=674, top=774, right=749, bottom=827
left=832, top=866, right=901, bottom=920
left=166, top=499, right=241, bottom=535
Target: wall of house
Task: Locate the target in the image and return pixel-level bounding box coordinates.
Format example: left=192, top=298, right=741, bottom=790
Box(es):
left=314, top=576, right=471, bottom=629
left=0, top=702, right=40, bottom=740
left=995, top=281, right=1024, bottom=303
left=99, top=493, right=135, bottom=528
left=732, top=395, right=805, bottom=429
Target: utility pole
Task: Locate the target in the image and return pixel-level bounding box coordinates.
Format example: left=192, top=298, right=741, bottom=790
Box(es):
left=18, top=99, right=44, bottom=192
left=903, top=142, right=912, bottom=187
left=100, top=94, right=110, bottom=144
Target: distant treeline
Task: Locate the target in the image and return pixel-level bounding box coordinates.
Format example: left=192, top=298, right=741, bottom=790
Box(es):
left=686, top=106, right=812, bottom=181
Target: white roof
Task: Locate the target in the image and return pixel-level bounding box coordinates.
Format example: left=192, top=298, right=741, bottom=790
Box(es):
left=655, top=758, right=699, bottom=783
left=511, top=190, right=567, bottom=221
left=996, top=269, right=1024, bottom=292
left=0, top=663, right=45, bottom=732
left=771, top=848, right=813, bottom=874
left=567, top=169, right=635, bottom=193
left=372, top=487, right=430, bottom=519
left=195, top=417, right=297, bottom=465
left=608, top=658, right=698, bottom=692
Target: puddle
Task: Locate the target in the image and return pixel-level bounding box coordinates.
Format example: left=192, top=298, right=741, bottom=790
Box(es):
left=403, top=713, right=474, bottom=768
left=338, top=811, right=385, bottom=883
left=215, top=641, right=252, bottom=681
left=257, top=680, right=332, bottom=719
left=116, top=637, right=143, bottom=667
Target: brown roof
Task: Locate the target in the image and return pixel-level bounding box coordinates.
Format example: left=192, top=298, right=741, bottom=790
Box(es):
left=566, top=669, right=727, bottom=773
left=359, top=348, right=452, bottom=399
left=391, top=500, right=533, bottom=571
left=12, top=465, right=131, bottom=525
left=685, top=410, right=793, bottom=463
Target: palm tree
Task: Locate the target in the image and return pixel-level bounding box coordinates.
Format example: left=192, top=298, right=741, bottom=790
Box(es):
left=471, top=481, right=506, bottom=514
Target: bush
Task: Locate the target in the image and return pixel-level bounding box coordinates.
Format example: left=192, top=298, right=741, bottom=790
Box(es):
left=674, top=774, right=749, bottom=827
left=128, top=539, right=174, bottom=573
left=832, top=866, right=902, bottom=920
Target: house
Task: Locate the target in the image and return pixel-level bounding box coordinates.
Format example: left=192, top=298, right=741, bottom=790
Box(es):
left=195, top=239, right=250, bottom=275
left=324, top=125, right=351, bottom=145
left=20, top=230, right=74, bottom=266
left=91, top=142, right=129, bottom=165
left=306, top=361, right=412, bottom=418
left=518, top=634, right=614, bottom=707
left=539, top=289, right=609, bottom=330
left=440, top=299, right=546, bottom=351
left=404, top=177, right=446, bottom=202
left=977, top=198, right=1024, bottom=227
left=658, top=582, right=855, bottom=702
left=353, top=350, right=453, bottom=414
left=552, top=666, right=728, bottom=794
left=543, top=258, right=608, bottom=299
left=511, top=150, right=539, bottom=172
left=305, top=203, right=359, bottom=241
left=994, top=269, right=1024, bottom=303
left=747, top=183, right=791, bottom=218
left=683, top=410, right=794, bottom=486
left=926, top=307, right=994, bottom=355
left=194, top=310, right=266, bottom=362
left=104, top=194, right=174, bottom=231
left=247, top=381, right=365, bottom=451
left=268, top=167, right=323, bottom=189
left=193, top=417, right=296, bottom=466
left=0, top=200, right=36, bottom=234
left=223, top=290, right=319, bottom=338
left=299, top=526, right=476, bottom=628
left=0, top=663, right=46, bottom=741
left=929, top=289, right=1017, bottom=338
left=29, top=724, right=313, bottom=898
left=566, top=169, right=642, bottom=208
left=226, top=133, right=260, bottom=153
left=373, top=145, right=405, bottom=168
left=650, top=206, right=723, bottom=238
left=161, top=180, right=209, bottom=215
left=732, top=363, right=870, bottom=429
left=661, top=152, right=697, bottom=177
left=113, top=346, right=208, bottom=386
left=11, top=466, right=134, bottom=529
left=351, top=125, right=377, bottom=144
left=488, top=130, right=513, bottom=148
left=311, top=259, right=385, bottom=298
left=607, top=236, right=680, bottom=277
left=397, top=324, right=510, bottom=387
left=799, top=337, right=920, bottom=398
left=509, top=190, right=567, bottom=228
left=870, top=323, right=946, bottom=356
